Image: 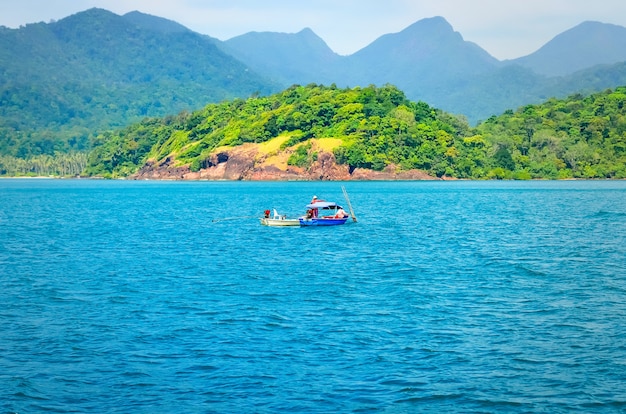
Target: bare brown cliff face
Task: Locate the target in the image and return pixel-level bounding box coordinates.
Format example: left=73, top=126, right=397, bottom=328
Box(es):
left=131, top=146, right=439, bottom=181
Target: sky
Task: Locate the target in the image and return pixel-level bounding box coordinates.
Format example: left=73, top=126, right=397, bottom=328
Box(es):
left=1, top=0, right=626, bottom=60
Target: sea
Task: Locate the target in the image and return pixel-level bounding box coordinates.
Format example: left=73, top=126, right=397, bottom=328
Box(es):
left=1, top=178, right=625, bottom=413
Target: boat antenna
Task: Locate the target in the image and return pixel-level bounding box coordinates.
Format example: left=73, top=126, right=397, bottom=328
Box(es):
left=341, top=185, right=357, bottom=223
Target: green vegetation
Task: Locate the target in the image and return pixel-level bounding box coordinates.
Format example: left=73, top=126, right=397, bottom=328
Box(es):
left=84, top=84, right=476, bottom=178
left=0, top=8, right=276, bottom=175
left=0, top=152, right=87, bottom=177
left=3, top=10, right=626, bottom=179
left=476, top=88, right=626, bottom=178
left=287, top=142, right=317, bottom=168
left=5, top=83, right=626, bottom=179
left=84, top=84, right=626, bottom=179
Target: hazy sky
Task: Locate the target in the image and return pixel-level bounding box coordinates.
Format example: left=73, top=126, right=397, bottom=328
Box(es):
left=1, top=0, right=626, bottom=60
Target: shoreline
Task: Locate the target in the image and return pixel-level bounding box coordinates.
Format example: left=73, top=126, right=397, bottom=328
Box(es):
left=1, top=175, right=625, bottom=182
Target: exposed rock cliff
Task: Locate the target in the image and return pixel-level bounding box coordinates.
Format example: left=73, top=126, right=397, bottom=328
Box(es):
left=131, top=139, right=439, bottom=181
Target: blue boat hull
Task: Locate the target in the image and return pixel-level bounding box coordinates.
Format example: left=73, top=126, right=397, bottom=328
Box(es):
left=299, top=217, right=348, bottom=226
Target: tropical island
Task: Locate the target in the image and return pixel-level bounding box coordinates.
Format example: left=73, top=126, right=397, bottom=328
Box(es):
left=2, top=9, right=626, bottom=180
left=2, top=83, right=626, bottom=180
left=71, top=84, right=626, bottom=180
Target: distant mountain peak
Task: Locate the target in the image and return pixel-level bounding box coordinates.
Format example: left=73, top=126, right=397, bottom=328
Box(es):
left=358, top=16, right=466, bottom=52
left=222, top=26, right=339, bottom=85
left=226, top=27, right=334, bottom=53
left=575, top=20, right=622, bottom=29
left=510, top=20, right=626, bottom=76
left=123, top=11, right=191, bottom=33
left=350, top=15, right=497, bottom=67
left=404, top=16, right=454, bottom=33
left=58, top=7, right=118, bottom=23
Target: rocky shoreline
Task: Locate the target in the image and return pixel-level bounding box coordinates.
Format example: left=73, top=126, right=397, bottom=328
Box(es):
left=131, top=148, right=441, bottom=181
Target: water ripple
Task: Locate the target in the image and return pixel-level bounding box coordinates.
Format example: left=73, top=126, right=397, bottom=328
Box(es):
left=1, top=180, right=626, bottom=413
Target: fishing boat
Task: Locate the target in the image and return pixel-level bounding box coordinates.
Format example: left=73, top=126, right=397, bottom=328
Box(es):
left=298, top=201, right=350, bottom=226
left=260, top=186, right=357, bottom=227
left=260, top=209, right=300, bottom=227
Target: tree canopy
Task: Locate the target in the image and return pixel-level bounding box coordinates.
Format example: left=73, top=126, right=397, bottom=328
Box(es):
left=83, top=84, right=626, bottom=179
left=0, top=9, right=275, bottom=164
left=476, top=87, right=626, bottom=178
left=84, top=84, right=477, bottom=178
left=5, top=84, right=626, bottom=179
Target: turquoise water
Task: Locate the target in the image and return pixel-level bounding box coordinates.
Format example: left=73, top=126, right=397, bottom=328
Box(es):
left=1, top=179, right=626, bottom=413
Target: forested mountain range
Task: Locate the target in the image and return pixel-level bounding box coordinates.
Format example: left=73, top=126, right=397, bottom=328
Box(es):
left=223, top=17, right=626, bottom=124
left=0, top=8, right=276, bottom=158
left=3, top=7, right=626, bottom=178
left=80, top=84, right=626, bottom=181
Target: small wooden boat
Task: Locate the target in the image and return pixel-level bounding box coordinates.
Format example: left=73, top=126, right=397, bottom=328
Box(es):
left=260, top=209, right=300, bottom=227
left=261, top=187, right=357, bottom=228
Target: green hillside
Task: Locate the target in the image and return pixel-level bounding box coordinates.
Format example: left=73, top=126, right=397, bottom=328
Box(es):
left=82, top=84, right=626, bottom=180
left=476, top=87, right=626, bottom=179
left=83, top=84, right=467, bottom=177
left=0, top=8, right=276, bottom=163
left=4, top=9, right=626, bottom=179
left=4, top=83, right=626, bottom=179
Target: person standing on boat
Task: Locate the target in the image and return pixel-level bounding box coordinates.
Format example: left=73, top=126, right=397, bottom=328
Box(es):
left=310, top=195, right=320, bottom=217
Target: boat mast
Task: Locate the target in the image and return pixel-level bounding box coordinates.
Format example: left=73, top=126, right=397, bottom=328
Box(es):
left=341, top=186, right=357, bottom=223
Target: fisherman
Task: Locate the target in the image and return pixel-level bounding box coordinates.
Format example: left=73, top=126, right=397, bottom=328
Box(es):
left=310, top=195, right=321, bottom=217
left=335, top=207, right=347, bottom=218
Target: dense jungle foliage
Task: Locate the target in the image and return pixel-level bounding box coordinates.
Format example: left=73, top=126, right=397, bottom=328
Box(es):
left=3, top=10, right=626, bottom=178
left=0, top=8, right=276, bottom=175
left=83, top=84, right=469, bottom=178
left=4, top=84, right=626, bottom=179
left=82, top=84, right=626, bottom=179
left=476, top=88, right=626, bottom=178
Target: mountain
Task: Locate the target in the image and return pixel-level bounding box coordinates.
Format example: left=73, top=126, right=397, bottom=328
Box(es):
left=121, top=10, right=192, bottom=34
left=5, top=8, right=626, bottom=164
left=222, top=28, right=341, bottom=86
left=0, top=8, right=278, bottom=157
left=223, top=16, right=501, bottom=91
left=222, top=16, right=503, bottom=110
left=337, top=16, right=502, bottom=119
left=509, top=21, right=626, bottom=76
left=342, top=17, right=500, bottom=86
left=222, top=16, right=626, bottom=123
